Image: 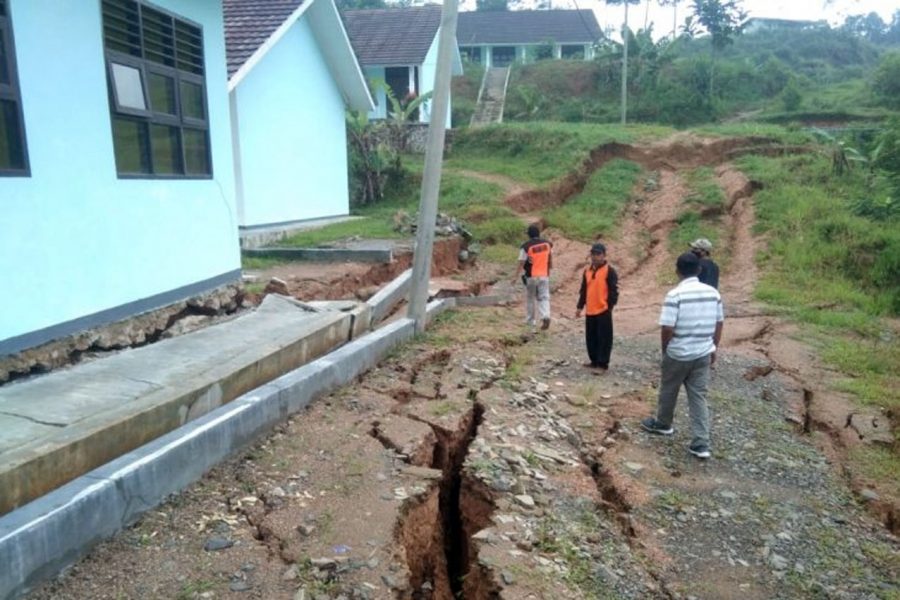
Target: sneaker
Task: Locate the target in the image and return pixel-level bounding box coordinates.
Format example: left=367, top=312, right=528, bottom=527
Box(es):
left=688, top=444, right=711, bottom=459
left=640, top=417, right=673, bottom=435
left=541, top=318, right=551, bottom=330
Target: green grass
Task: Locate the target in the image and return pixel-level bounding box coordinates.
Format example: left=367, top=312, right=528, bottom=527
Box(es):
left=692, top=122, right=815, bottom=145
left=850, top=446, right=900, bottom=500
left=543, top=158, right=642, bottom=242
left=445, top=122, right=672, bottom=186
left=276, top=169, right=510, bottom=253
left=669, top=167, right=728, bottom=265
left=241, top=256, right=286, bottom=270
left=684, top=167, right=726, bottom=210
left=737, top=151, right=899, bottom=415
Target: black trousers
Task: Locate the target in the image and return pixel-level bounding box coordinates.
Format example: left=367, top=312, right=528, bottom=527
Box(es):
left=585, top=311, right=613, bottom=368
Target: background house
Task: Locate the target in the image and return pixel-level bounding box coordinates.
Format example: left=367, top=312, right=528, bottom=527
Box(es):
left=225, top=0, right=374, bottom=243
left=0, top=0, right=239, bottom=356
left=343, top=5, right=463, bottom=129
left=457, top=9, right=602, bottom=67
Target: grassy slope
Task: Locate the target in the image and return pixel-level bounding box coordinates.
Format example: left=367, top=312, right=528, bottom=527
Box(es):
left=737, top=151, right=899, bottom=489
left=445, top=122, right=672, bottom=186
left=544, top=158, right=643, bottom=243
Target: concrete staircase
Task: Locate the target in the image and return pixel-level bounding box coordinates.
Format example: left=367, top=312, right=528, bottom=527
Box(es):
left=470, top=66, right=510, bottom=127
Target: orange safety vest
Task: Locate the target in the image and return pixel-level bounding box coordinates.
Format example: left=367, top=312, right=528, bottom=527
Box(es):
left=526, top=241, right=552, bottom=277
left=583, top=264, right=609, bottom=316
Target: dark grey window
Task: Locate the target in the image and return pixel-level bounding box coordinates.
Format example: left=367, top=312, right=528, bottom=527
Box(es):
left=102, top=0, right=211, bottom=178
left=491, top=46, right=516, bottom=67
left=0, top=0, right=29, bottom=176
left=561, top=44, right=585, bottom=59
left=461, top=47, right=481, bottom=64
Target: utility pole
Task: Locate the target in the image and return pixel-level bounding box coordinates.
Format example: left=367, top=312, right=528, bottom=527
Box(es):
left=621, top=1, right=629, bottom=124
left=407, top=0, right=459, bottom=333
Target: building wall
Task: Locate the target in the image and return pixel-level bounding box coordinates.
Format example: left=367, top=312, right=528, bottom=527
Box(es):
left=420, top=31, right=453, bottom=129
left=0, top=0, right=239, bottom=353
left=364, top=66, right=389, bottom=120
left=233, top=16, right=349, bottom=228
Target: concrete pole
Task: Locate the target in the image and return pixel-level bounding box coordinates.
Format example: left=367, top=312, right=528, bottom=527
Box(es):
left=407, top=0, right=459, bottom=333
left=621, top=1, right=629, bottom=125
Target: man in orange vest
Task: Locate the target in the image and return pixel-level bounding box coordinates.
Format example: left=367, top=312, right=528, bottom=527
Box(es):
left=575, top=243, right=619, bottom=370
left=514, top=224, right=553, bottom=330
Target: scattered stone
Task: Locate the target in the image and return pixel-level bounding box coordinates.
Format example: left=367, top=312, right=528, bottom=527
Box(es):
left=514, top=494, right=536, bottom=508
left=501, top=571, right=516, bottom=585
left=624, top=462, right=645, bottom=473
left=311, top=558, right=337, bottom=570
left=264, top=277, right=290, bottom=296
left=860, top=489, right=880, bottom=502
left=298, top=524, right=316, bottom=537
left=229, top=581, right=252, bottom=592
left=203, top=537, right=234, bottom=552
left=769, top=553, right=789, bottom=571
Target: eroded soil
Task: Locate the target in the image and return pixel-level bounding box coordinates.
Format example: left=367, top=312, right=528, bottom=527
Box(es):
left=28, top=135, right=899, bottom=600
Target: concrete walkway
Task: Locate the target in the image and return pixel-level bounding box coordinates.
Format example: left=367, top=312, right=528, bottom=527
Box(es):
left=0, top=295, right=368, bottom=516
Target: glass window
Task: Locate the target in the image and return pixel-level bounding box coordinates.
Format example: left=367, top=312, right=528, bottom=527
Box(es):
left=148, top=71, right=176, bottom=115
left=112, top=117, right=150, bottom=174
left=0, top=99, right=25, bottom=170
left=111, top=62, right=147, bottom=111
left=0, top=28, right=9, bottom=85
left=150, top=123, right=180, bottom=174
left=179, top=80, right=203, bottom=120
left=102, top=0, right=210, bottom=177
left=0, top=6, right=28, bottom=175
left=182, top=128, right=209, bottom=175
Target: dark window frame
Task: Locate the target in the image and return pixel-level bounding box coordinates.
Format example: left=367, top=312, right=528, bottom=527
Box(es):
left=0, top=0, right=30, bottom=177
left=101, top=0, right=212, bottom=180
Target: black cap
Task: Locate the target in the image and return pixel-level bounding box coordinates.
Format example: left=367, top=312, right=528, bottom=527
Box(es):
left=676, top=252, right=700, bottom=276
left=527, top=224, right=540, bottom=238
left=590, top=243, right=606, bottom=255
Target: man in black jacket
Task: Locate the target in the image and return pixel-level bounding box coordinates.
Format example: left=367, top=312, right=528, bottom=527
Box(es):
left=690, top=238, right=720, bottom=290
left=575, top=243, right=619, bottom=370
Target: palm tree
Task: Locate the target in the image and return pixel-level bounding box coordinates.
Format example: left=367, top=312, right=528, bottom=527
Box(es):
left=658, top=0, right=682, bottom=39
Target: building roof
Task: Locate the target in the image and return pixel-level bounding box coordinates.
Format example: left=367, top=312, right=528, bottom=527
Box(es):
left=224, top=0, right=307, bottom=79
left=223, top=0, right=372, bottom=111
left=456, top=9, right=601, bottom=45
left=342, top=5, right=442, bottom=66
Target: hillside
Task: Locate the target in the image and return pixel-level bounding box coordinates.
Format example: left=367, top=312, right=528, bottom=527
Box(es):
left=455, top=24, right=900, bottom=126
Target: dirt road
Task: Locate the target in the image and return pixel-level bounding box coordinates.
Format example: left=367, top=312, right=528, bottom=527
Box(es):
left=30, top=136, right=898, bottom=600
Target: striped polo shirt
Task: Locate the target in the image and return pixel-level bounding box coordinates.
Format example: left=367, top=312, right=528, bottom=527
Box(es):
left=659, top=277, right=724, bottom=361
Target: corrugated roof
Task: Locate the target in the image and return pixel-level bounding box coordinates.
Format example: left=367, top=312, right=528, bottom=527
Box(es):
left=223, top=0, right=306, bottom=79
left=342, top=5, right=442, bottom=66
left=457, top=9, right=601, bottom=45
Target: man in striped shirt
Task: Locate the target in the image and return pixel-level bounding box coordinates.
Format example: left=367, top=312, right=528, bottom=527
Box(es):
left=641, top=252, right=724, bottom=459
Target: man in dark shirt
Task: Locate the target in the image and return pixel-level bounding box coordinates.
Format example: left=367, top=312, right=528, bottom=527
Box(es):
left=690, top=238, right=720, bottom=290
left=575, top=243, right=619, bottom=370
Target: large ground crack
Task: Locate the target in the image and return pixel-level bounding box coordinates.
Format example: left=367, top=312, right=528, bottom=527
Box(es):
left=394, top=402, right=500, bottom=599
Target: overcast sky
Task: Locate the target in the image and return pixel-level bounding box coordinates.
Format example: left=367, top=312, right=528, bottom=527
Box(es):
left=458, top=0, right=898, bottom=39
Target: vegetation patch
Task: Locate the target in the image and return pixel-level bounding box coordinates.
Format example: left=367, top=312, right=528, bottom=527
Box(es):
left=668, top=167, right=728, bottom=267
left=737, top=152, right=899, bottom=415
left=544, top=158, right=643, bottom=242
left=446, top=122, right=671, bottom=186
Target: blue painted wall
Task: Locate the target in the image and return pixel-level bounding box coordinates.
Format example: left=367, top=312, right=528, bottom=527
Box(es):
left=0, top=0, right=239, bottom=349
left=364, top=66, right=388, bottom=121
left=234, top=17, right=349, bottom=227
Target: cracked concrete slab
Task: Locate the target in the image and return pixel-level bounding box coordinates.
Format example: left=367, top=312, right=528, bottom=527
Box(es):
left=0, top=295, right=358, bottom=516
